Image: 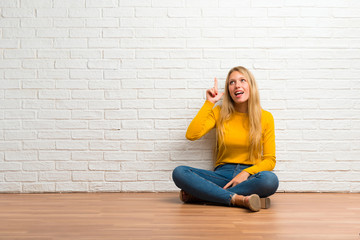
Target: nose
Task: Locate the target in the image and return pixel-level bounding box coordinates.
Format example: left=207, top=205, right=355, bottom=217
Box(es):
left=235, top=80, right=241, bottom=88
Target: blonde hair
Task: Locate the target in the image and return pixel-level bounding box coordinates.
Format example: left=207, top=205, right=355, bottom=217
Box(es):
left=217, top=66, right=262, bottom=164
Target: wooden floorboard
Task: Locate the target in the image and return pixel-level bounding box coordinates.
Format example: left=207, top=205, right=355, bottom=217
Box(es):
left=0, top=192, right=359, bottom=240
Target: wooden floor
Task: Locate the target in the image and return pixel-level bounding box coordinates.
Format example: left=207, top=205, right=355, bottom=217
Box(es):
left=0, top=193, right=359, bottom=240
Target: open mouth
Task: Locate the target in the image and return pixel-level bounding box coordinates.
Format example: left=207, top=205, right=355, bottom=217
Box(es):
left=235, top=91, right=244, bottom=96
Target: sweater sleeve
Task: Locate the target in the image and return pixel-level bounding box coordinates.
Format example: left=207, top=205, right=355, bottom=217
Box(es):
left=186, top=100, right=217, bottom=141
left=243, top=111, right=276, bottom=175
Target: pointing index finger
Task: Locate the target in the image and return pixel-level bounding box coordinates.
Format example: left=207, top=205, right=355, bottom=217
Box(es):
left=214, top=77, right=218, bottom=92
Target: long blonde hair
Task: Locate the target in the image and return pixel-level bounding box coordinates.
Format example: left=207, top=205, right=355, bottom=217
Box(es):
left=217, top=66, right=262, bottom=163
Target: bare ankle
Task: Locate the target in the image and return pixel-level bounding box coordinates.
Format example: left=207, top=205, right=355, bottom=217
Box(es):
left=231, top=194, right=244, bottom=206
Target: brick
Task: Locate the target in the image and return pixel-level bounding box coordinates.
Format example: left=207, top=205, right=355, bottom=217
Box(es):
left=154, top=18, right=185, bottom=28
left=104, top=70, right=136, bottom=80
left=56, top=141, right=88, bottom=150
left=155, top=141, right=188, bottom=151
left=138, top=152, right=169, bottom=161
left=155, top=79, right=186, bottom=89
left=71, top=50, right=101, bottom=59
left=86, top=0, right=117, bottom=7
left=5, top=110, right=36, bottom=119
left=2, top=8, right=34, bottom=17
left=104, top=49, right=135, bottom=59
left=5, top=151, right=37, bottom=161
left=21, top=39, right=53, bottom=49
left=0, top=0, right=17, bottom=7
left=0, top=142, right=21, bottom=151
left=72, top=130, right=103, bottom=140
left=39, top=172, right=71, bottom=181
left=56, top=183, right=88, bottom=192
left=0, top=183, right=21, bottom=193
left=37, top=8, right=67, bottom=17
left=103, top=8, right=134, bottom=17
left=23, top=80, right=55, bottom=89
left=54, top=19, right=85, bottom=28
left=122, top=100, right=153, bottom=109
left=3, top=29, right=35, bottom=38
left=121, top=142, right=154, bottom=151
left=89, top=142, right=120, bottom=151
left=103, top=29, right=134, bottom=38
left=53, top=0, right=85, bottom=8
left=168, top=8, right=201, bottom=17
left=120, top=0, right=150, bottom=6
left=138, top=89, right=170, bottom=99
left=121, top=120, right=154, bottom=129
left=121, top=18, right=153, bottom=28
left=89, top=183, right=121, bottom=192
left=155, top=120, right=187, bottom=130
left=105, top=90, right=137, bottom=99
left=0, top=100, right=20, bottom=109
left=5, top=172, right=37, bottom=182
left=73, top=171, right=104, bottom=181
left=104, top=152, right=136, bottom=161
left=105, top=110, right=137, bottom=120
left=23, top=141, right=55, bottom=150
left=155, top=181, right=178, bottom=192
left=56, top=162, right=88, bottom=171
left=5, top=70, right=36, bottom=79
left=22, top=162, right=55, bottom=171
left=88, top=120, right=120, bottom=130
left=72, top=152, right=104, bottom=161
left=68, top=8, right=101, bottom=18
left=86, top=19, right=119, bottom=28
left=38, top=131, right=70, bottom=139
left=56, top=80, right=88, bottom=89
left=88, top=60, right=119, bottom=69
left=89, top=162, right=120, bottom=171
left=21, top=18, right=52, bottom=28
left=138, top=171, right=170, bottom=181
left=122, top=182, right=154, bottom=192
left=105, top=172, right=137, bottom=181
left=0, top=39, right=18, bottom=49
left=87, top=79, right=120, bottom=91
left=138, top=110, right=169, bottom=119
left=39, top=90, right=70, bottom=99
left=0, top=162, right=21, bottom=171
left=72, top=110, right=103, bottom=120
left=38, top=70, right=69, bottom=79
left=54, top=39, right=87, bottom=49
left=23, top=183, right=55, bottom=193
left=138, top=130, right=169, bottom=140
left=105, top=130, right=137, bottom=140
left=38, top=110, right=71, bottom=119
left=70, top=70, right=103, bottom=80
left=5, top=131, right=36, bottom=140
left=39, top=151, right=71, bottom=161
left=71, top=90, right=104, bottom=99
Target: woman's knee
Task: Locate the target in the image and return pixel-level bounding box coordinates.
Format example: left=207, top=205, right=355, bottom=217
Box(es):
left=257, top=171, right=279, bottom=197
left=172, top=165, right=190, bottom=183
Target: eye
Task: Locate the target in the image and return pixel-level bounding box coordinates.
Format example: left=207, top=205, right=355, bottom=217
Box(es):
left=241, top=79, right=246, bottom=82
left=229, top=80, right=235, bottom=85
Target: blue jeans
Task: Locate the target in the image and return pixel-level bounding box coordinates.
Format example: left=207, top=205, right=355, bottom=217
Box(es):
left=172, top=164, right=279, bottom=206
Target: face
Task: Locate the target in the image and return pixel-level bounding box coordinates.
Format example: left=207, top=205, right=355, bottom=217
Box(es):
left=228, top=71, right=250, bottom=108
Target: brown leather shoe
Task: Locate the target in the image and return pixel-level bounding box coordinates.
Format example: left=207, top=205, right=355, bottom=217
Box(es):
left=261, top=197, right=271, bottom=209
left=242, top=194, right=261, bottom=212
left=179, top=190, right=202, bottom=203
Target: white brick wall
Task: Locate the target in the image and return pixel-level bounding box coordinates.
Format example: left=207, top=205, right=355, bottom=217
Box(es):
left=0, top=0, right=359, bottom=193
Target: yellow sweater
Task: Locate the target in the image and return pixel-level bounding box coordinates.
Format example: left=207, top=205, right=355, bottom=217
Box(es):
left=186, top=100, right=276, bottom=175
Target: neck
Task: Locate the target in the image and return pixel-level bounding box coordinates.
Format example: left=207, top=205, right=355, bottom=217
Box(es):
left=234, top=103, right=248, bottom=113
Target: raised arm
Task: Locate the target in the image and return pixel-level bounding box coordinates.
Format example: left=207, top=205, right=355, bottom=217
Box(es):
left=186, top=78, right=224, bottom=141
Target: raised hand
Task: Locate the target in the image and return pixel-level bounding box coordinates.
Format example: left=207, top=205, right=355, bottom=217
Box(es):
left=206, top=77, right=224, bottom=104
